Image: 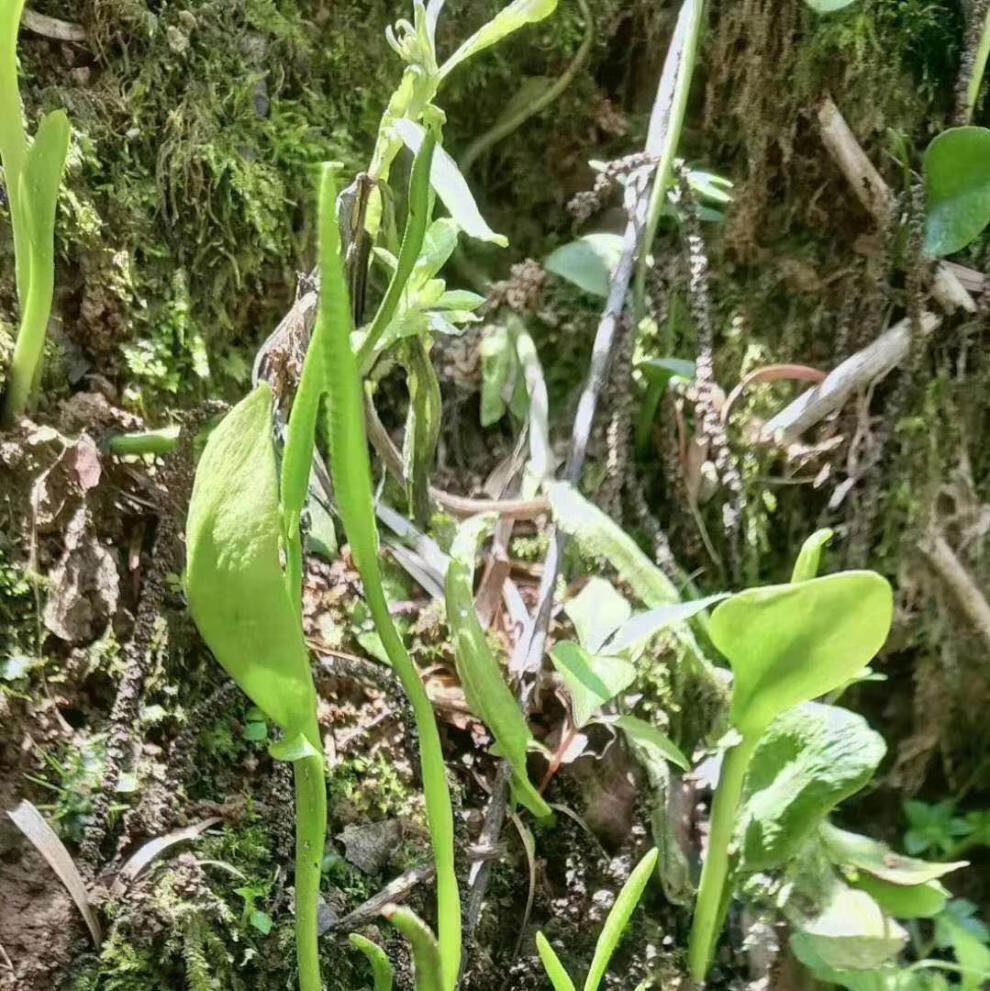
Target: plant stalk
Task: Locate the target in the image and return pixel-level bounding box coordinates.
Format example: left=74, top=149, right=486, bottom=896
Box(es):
left=687, top=732, right=757, bottom=982
left=962, top=1, right=990, bottom=124
left=631, top=0, right=706, bottom=325
left=294, top=720, right=328, bottom=991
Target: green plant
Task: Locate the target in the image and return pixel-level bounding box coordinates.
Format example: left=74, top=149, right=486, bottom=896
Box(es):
left=535, top=847, right=660, bottom=991
left=184, top=380, right=326, bottom=991
left=0, top=0, right=70, bottom=425
left=904, top=801, right=990, bottom=860
left=922, top=126, right=990, bottom=257
left=687, top=536, right=894, bottom=980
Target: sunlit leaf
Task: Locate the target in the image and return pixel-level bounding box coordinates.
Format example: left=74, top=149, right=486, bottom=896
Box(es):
left=583, top=848, right=659, bottom=991
left=536, top=932, right=576, bottom=991
left=550, top=641, right=635, bottom=729
left=852, top=874, right=949, bottom=920
left=480, top=323, right=518, bottom=426
left=395, top=119, right=507, bottom=245
left=438, top=0, right=558, bottom=80
left=185, top=384, right=316, bottom=736
left=791, top=528, right=834, bottom=582
left=603, top=594, right=726, bottom=655
left=789, top=878, right=907, bottom=972
left=821, top=822, right=968, bottom=886
left=803, top=0, right=859, bottom=11
left=614, top=714, right=689, bottom=772
left=737, top=703, right=886, bottom=871
left=923, top=127, right=990, bottom=257
left=709, top=572, right=893, bottom=738
left=564, top=577, right=631, bottom=653
left=544, top=233, right=624, bottom=298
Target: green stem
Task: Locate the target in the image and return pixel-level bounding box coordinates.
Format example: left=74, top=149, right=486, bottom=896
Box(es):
left=963, top=3, right=990, bottom=124
left=356, top=124, right=437, bottom=375
left=631, top=0, right=706, bottom=325
left=365, top=580, right=461, bottom=988
left=106, top=424, right=180, bottom=457
left=294, top=722, right=328, bottom=991
left=687, top=733, right=757, bottom=983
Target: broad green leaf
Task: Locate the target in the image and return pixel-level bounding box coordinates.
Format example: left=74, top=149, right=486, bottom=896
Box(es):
left=789, top=879, right=907, bottom=972
left=550, top=641, right=635, bottom=729
left=412, top=218, right=460, bottom=287
left=438, top=0, right=558, bottom=80
left=185, top=384, right=316, bottom=737
left=821, top=822, right=968, bottom=886
left=737, top=703, right=885, bottom=871
left=852, top=875, right=949, bottom=920
left=791, top=528, right=834, bottom=582
left=536, top=932, right=576, bottom=991
left=545, top=234, right=624, bottom=298
left=583, top=848, right=659, bottom=991
left=603, top=594, right=727, bottom=655
left=349, top=932, right=395, bottom=991
left=564, top=577, right=631, bottom=653
left=384, top=906, right=444, bottom=991
left=709, top=572, right=893, bottom=738
left=614, top=715, right=689, bottom=772
left=923, top=127, right=990, bottom=257
left=446, top=515, right=550, bottom=817
left=395, top=119, right=507, bottom=245
left=804, top=0, right=859, bottom=10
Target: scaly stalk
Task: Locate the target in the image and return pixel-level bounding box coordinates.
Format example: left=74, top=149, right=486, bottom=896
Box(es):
left=962, top=1, right=990, bottom=124
left=313, top=162, right=461, bottom=990
left=687, top=733, right=757, bottom=982
left=294, top=717, right=328, bottom=991
left=631, top=0, right=706, bottom=325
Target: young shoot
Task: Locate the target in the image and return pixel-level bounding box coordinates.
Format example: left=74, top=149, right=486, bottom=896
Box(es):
left=0, top=0, right=70, bottom=425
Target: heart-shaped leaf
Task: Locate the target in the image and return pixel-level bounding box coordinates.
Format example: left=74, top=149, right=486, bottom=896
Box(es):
left=709, top=572, right=893, bottom=738
left=737, top=703, right=886, bottom=871
left=185, top=384, right=316, bottom=736
left=923, top=127, right=990, bottom=257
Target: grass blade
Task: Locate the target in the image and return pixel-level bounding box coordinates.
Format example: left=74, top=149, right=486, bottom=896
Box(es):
left=535, top=932, right=576, bottom=991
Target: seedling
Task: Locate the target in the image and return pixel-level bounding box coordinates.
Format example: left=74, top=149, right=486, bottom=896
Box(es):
left=535, top=847, right=660, bottom=991
left=686, top=551, right=894, bottom=981
left=0, top=0, right=70, bottom=425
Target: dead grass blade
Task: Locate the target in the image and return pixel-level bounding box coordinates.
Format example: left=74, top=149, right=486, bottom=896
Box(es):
left=110, top=817, right=221, bottom=896
left=7, top=800, right=102, bottom=945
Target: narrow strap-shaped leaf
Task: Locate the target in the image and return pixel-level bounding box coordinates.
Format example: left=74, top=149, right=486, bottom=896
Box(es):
left=446, top=513, right=551, bottom=818
left=535, top=932, right=576, bottom=991
left=357, top=122, right=437, bottom=372
left=384, top=906, right=444, bottom=991
left=3, top=109, right=70, bottom=422
left=438, top=0, right=559, bottom=80
left=349, top=933, right=395, bottom=991
left=0, top=0, right=29, bottom=302
left=314, top=161, right=461, bottom=989
left=791, top=528, right=834, bottom=583
left=583, top=847, right=659, bottom=991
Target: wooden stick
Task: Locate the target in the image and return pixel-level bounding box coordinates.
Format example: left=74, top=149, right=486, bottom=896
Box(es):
left=920, top=533, right=990, bottom=660
left=819, top=97, right=976, bottom=315
left=760, top=312, right=940, bottom=443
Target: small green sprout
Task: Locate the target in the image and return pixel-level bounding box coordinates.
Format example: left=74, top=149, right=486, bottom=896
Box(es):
left=0, top=0, right=71, bottom=425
